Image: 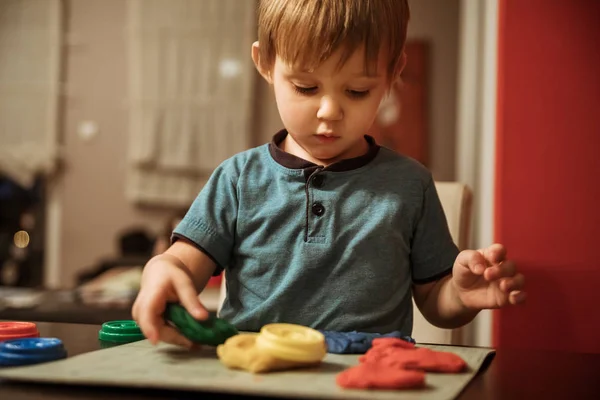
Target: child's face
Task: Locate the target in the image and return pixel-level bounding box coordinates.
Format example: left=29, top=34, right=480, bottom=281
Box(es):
left=268, top=46, right=391, bottom=165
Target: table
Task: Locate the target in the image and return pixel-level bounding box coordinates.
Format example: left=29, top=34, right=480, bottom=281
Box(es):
left=0, top=287, right=221, bottom=325
left=0, top=290, right=132, bottom=325
left=1, top=321, right=599, bottom=399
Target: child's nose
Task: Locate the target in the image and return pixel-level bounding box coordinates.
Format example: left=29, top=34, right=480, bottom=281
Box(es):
left=317, top=95, right=343, bottom=121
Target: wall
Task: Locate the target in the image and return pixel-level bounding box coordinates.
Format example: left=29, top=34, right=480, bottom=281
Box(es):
left=55, top=0, right=460, bottom=286
left=257, top=0, right=460, bottom=182
left=58, top=0, right=168, bottom=286
left=453, top=0, right=500, bottom=348
left=494, top=0, right=600, bottom=353
left=56, top=0, right=269, bottom=286
left=407, top=0, right=459, bottom=181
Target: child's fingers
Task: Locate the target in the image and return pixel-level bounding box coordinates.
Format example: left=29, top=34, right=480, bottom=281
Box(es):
left=455, top=250, right=488, bottom=275
left=157, top=324, right=194, bottom=349
left=484, top=260, right=517, bottom=281
left=482, top=243, right=507, bottom=264
left=499, top=273, right=525, bottom=293
left=509, top=290, right=527, bottom=305
left=134, top=292, right=167, bottom=345
left=172, top=274, right=208, bottom=320
left=135, top=311, right=159, bottom=345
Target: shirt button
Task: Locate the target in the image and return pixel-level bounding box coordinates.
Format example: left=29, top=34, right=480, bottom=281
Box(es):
left=312, top=174, right=324, bottom=188
left=312, top=202, right=325, bottom=216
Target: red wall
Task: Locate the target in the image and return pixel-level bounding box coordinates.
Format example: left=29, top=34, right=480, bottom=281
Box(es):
left=494, top=0, right=600, bottom=353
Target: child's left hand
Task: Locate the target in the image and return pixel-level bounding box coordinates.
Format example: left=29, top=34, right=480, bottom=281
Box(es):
left=452, top=244, right=526, bottom=310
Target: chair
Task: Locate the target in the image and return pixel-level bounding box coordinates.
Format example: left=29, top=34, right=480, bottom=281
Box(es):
left=411, top=181, right=473, bottom=344
left=433, top=182, right=473, bottom=253
left=217, top=181, right=474, bottom=346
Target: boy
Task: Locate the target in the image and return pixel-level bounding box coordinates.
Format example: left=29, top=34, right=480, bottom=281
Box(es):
left=133, top=0, right=526, bottom=349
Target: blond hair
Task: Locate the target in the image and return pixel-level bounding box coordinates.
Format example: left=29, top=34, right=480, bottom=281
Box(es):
left=257, top=0, right=410, bottom=79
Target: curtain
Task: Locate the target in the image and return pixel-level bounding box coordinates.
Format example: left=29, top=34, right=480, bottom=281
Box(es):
left=126, top=0, right=256, bottom=207
left=0, top=0, right=62, bottom=189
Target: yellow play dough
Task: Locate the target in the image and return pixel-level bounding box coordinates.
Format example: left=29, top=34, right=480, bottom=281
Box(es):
left=255, top=323, right=327, bottom=363
left=216, top=324, right=326, bottom=374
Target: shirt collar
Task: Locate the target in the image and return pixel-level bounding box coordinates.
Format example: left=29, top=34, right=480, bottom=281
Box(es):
left=268, top=129, right=380, bottom=172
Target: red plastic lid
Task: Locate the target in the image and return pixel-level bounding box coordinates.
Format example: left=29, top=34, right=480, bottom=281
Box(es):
left=0, top=322, right=40, bottom=341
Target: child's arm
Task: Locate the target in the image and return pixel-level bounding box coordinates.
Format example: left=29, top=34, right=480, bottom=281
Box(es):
left=163, top=238, right=218, bottom=292
left=412, top=275, right=478, bottom=329
left=132, top=239, right=218, bottom=347
left=412, top=243, right=526, bottom=329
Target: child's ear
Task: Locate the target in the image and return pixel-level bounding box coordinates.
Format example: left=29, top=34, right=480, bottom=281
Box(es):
left=251, top=41, right=273, bottom=84
left=393, top=51, right=407, bottom=82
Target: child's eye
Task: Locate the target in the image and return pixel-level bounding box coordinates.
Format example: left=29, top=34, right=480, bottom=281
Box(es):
left=292, top=84, right=318, bottom=96
left=347, top=89, right=370, bottom=99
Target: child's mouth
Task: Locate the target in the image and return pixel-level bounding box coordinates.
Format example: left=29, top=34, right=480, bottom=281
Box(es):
left=315, top=134, right=340, bottom=143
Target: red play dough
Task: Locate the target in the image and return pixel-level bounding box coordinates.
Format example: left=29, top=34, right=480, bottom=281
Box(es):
left=336, top=363, right=426, bottom=389
left=338, top=336, right=467, bottom=391
left=372, top=337, right=416, bottom=349
left=361, top=344, right=467, bottom=373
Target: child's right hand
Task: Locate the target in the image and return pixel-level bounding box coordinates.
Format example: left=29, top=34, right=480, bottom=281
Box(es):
left=132, top=253, right=209, bottom=348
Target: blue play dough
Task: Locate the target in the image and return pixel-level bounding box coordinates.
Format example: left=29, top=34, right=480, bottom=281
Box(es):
left=0, top=338, right=67, bottom=367
left=319, top=331, right=415, bottom=354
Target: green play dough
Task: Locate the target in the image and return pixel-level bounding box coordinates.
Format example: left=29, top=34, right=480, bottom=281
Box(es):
left=164, top=303, right=238, bottom=346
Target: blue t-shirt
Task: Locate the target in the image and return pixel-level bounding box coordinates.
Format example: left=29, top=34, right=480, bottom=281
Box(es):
left=173, top=130, right=459, bottom=334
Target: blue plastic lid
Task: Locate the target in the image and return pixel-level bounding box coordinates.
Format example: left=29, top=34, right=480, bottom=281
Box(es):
left=0, top=338, right=67, bottom=367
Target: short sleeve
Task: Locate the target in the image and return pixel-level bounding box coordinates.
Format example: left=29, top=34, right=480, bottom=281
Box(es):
left=410, top=177, right=459, bottom=284
left=171, top=162, right=238, bottom=275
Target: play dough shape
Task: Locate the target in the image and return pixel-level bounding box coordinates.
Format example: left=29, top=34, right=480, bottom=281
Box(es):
left=255, top=323, right=327, bottom=363
left=164, top=303, right=237, bottom=346
left=360, top=338, right=466, bottom=373
left=216, top=333, right=321, bottom=373
left=336, top=363, right=425, bottom=389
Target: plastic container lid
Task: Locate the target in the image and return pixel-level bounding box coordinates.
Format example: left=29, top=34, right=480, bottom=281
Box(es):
left=98, top=320, right=145, bottom=344
left=255, top=323, right=326, bottom=363
left=0, top=338, right=67, bottom=366
left=164, top=303, right=238, bottom=346
left=0, top=322, right=40, bottom=341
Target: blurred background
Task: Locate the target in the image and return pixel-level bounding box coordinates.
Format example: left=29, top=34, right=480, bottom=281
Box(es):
left=0, top=0, right=459, bottom=311
left=0, top=0, right=598, bottom=355
left=0, top=0, right=459, bottom=288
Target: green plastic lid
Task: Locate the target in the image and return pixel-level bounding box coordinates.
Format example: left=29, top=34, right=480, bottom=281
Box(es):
left=164, top=303, right=238, bottom=346
left=98, top=320, right=145, bottom=344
